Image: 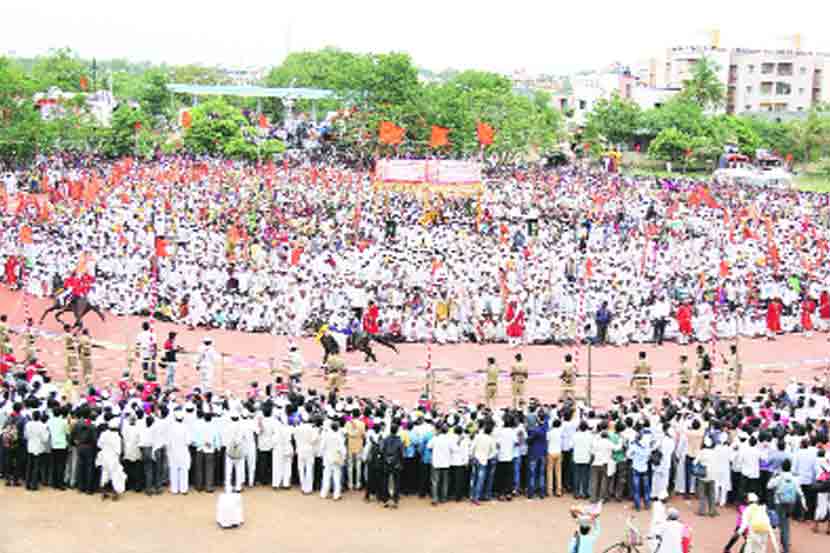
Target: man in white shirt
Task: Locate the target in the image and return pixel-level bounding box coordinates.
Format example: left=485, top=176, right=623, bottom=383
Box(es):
left=320, top=421, right=346, bottom=500
left=429, top=424, right=456, bottom=505
left=135, top=321, right=156, bottom=378
left=546, top=419, right=564, bottom=497
left=167, top=410, right=192, bottom=495
left=196, top=338, right=220, bottom=393
left=294, top=416, right=319, bottom=495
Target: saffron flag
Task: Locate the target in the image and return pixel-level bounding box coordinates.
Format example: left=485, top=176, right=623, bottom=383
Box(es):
left=181, top=110, right=192, bottom=129
left=378, top=121, right=405, bottom=145
left=476, top=122, right=495, bottom=146
left=155, top=237, right=170, bottom=258
left=430, top=126, right=450, bottom=148
left=19, top=225, right=33, bottom=245
left=258, top=113, right=269, bottom=129
left=76, top=252, right=92, bottom=275
left=80, top=76, right=89, bottom=91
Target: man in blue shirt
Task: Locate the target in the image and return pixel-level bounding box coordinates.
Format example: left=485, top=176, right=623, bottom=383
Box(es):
left=627, top=432, right=652, bottom=511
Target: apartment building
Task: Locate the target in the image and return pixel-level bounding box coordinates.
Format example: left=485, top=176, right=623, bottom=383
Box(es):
left=663, top=45, right=830, bottom=114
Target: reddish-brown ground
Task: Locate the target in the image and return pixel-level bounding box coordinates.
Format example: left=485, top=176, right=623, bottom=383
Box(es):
left=4, top=288, right=827, bottom=407
left=3, top=288, right=830, bottom=552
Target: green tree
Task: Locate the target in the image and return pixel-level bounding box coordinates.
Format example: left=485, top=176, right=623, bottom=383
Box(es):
left=99, top=105, right=152, bottom=158
left=707, top=115, right=761, bottom=155
left=183, top=97, right=283, bottom=160
left=648, top=127, right=691, bottom=162
left=137, top=68, right=172, bottom=118
left=584, top=94, right=642, bottom=145
left=0, top=57, right=44, bottom=162
left=742, top=116, right=797, bottom=157
left=31, top=48, right=87, bottom=92
left=787, top=108, right=830, bottom=162
left=170, top=64, right=229, bottom=86
left=642, top=98, right=707, bottom=137
left=679, top=57, right=726, bottom=111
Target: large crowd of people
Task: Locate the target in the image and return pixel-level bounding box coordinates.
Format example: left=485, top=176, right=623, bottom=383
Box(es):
left=1, top=341, right=828, bottom=553
left=3, top=153, right=830, bottom=347
left=2, top=153, right=830, bottom=553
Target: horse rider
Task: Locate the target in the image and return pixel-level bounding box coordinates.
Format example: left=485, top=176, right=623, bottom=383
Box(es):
left=57, top=271, right=81, bottom=306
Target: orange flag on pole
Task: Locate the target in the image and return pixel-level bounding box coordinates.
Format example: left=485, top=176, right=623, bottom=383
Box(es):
left=181, top=110, right=192, bottom=129
left=378, top=121, right=405, bottom=145
left=476, top=122, right=495, bottom=146
left=430, top=125, right=450, bottom=148
left=19, top=225, right=33, bottom=245
left=258, top=113, right=269, bottom=129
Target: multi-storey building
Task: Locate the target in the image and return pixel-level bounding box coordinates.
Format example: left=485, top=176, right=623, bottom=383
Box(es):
left=662, top=45, right=830, bottom=114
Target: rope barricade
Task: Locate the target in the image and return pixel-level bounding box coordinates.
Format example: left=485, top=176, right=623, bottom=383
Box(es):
left=10, top=323, right=829, bottom=394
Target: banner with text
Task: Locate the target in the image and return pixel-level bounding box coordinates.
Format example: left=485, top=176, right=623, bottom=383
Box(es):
left=376, top=160, right=482, bottom=185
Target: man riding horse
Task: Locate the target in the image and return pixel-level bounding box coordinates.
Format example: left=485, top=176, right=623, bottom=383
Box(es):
left=40, top=271, right=106, bottom=328
left=314, top=316, right=398, bottom=364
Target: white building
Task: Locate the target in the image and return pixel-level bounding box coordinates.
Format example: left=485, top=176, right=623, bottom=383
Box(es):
left=662, top=45, right=830, bottom=114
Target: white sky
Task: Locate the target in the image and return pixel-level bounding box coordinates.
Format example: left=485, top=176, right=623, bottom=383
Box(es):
left=4, top=0, right=830, bottom=74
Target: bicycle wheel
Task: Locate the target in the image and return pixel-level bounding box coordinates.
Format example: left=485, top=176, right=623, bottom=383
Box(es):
left=601, top=543, right=629, bottom=553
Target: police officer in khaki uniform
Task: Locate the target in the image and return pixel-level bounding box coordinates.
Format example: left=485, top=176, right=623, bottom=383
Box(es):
left=560, top=353, right=577, bottom=402
left=723, top=344, right=742, bottom=398
left=630, top=351, right=651, bottom=400
left=677, top=354, right=691, bottom=398
left=22, top=319, right=37, bottom=363
left=692, top=345, right=713, bottom=397
left=510, top=353, right=528, bottom=409
left=484, top=357, right=499, bottom=409
left=78, top=328, right=94, bottom=386
left=0, top=314, right=9, bottom=355
left=63, top=324, right=79, bottom=381
left=326, top=354, right=346, bottom=396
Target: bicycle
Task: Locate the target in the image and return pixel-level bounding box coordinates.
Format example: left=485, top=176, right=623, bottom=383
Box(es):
left=601, top=515, right=656, bottom=553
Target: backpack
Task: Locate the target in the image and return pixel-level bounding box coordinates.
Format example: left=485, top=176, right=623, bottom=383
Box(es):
left=383, top=436, right=402, bottom=471
left=1, top=423, right=18, bottom=448
left=649, top=448, right=663, bottom=467
left=775, top=474, right=798, bottom=506
left=227, top=438, right=244, bottom=460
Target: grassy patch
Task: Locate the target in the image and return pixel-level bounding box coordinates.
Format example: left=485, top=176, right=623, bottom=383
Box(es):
left=794, top=173, right=830, bottom=192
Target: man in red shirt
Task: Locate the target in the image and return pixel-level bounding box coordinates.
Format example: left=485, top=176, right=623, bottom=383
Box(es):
left=362, top=301, right=380, bottom=335
left=78, top=273, right=95, bottom=296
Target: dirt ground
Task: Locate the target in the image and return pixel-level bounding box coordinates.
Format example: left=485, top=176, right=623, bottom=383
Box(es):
left=2, top=485, right=827, bottom=553
left=3, top=287, right=830, bottom=552
left=4, top=288, right=830, bottom=409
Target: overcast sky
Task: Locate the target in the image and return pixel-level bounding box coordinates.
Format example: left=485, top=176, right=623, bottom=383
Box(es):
left=4, top=0, right=830, bottom=74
